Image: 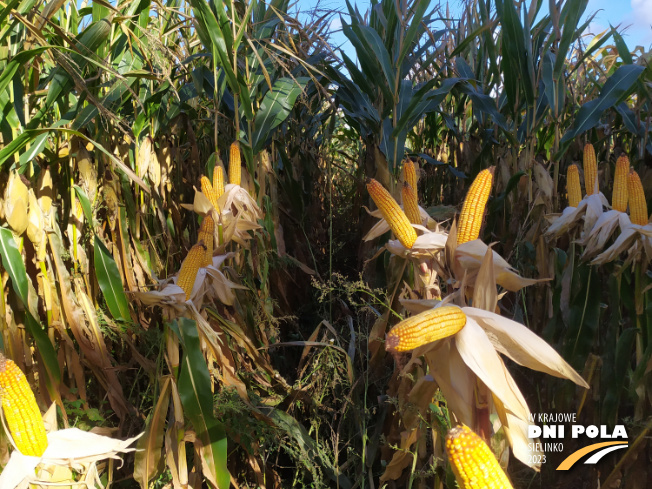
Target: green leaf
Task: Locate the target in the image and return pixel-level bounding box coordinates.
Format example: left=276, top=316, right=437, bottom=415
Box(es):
left=560, top=65, right=645, bottom=144
left=0, top=228, right=60, bottom=385
left=175, top=318, right=229, bottom=489
left=0, top=228, right=28, bottom=303
left=73, top=186, right=94, bottom=229
left=94, top=236, right=131, bottom=322
left=251, top=77, right=308, bottom=154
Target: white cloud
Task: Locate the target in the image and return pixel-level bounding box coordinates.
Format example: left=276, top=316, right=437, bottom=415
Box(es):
left=631, top=0, right=652, bottom=25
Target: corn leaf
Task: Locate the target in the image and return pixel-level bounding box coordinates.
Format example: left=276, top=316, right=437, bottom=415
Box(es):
left=94, top=236, right=131, bottom=323
left=176, top=318, right=229, bottom=489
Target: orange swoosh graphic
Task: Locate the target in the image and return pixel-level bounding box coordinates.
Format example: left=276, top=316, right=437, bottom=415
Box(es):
left=557, top=441, right=628, bottom=470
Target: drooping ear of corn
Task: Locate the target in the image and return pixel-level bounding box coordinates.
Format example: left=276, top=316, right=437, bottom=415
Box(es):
left=612, top=155, right=629, bottom=213
left=402, top=182, right=422, bottom=225
left=403, top=159, right=418, bottom=195
left=457, top=167, right=495, bottom=246
left=198, top=216, right=215, bottom=267
left=201, top=176, right=219, bottom=210
left=566, top=164, right=582, bottom=208
left=3, top=171, right=29, bottom=235
left=0, top=353, right=48, bottom=457
left=583, top=143, right=598, bottom=195
left=177, top=243, right=206, bottom=300
left=213, top=165, right=225, bottom=200
left=366, top=178, right=417, bottom=249
left=628, top=170, right=648, bottom=225
left=229, top=141, right=241, bottom=186
left=386, top=306, right=466, bottom=352
left=446, top=425, right=513, bottom=489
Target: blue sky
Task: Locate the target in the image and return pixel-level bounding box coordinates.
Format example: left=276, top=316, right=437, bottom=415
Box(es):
left=293, top=0, right=652, bottom=61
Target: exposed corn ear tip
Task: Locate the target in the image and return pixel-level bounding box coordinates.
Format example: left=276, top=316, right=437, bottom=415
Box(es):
left=583, top=143, right=598, bottom=195
left=386, top=306, right=466, bottom=352
left=213, top=164, right=225, bottom=200
left=566, top=164, right=582, bottom=208
left=446, top=425, right=513, bottom=489
left=402, top=182, right=422, bottom=225
left=628, top=169, right=648, bottom=226
left=198, top=216, right=215, bottom=266
left=177, top=243, right=207, bottom=300
left=366, top=178, right=417, bottom=249
left=3, top=170, right=29, bottom=235
left=0, top=353, right=48, bottom=457
left=612, top=155, right=629, bottom=213
left=457, top=166, right=495, bottom=246
left=403, top=159, right=418, bottom=193
left=229, top=141, right=241, bottom=186
left=201, top=176, right=219, bottom=210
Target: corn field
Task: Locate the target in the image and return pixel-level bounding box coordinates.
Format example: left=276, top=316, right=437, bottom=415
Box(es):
left=0, top=0, right=651, bottom=487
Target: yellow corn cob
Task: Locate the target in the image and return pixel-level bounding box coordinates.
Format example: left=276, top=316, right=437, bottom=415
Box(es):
left=566, top=164, right=582, bottom=208
left=229, top=142, right=241, bottom=186
left=213, top=165, right=225, bottom=200
left=403, top=159, right=418, bottom=195
left=201, top=176, right=219, bottom=209
left=583, top=143, right=598, bottom=195
left=628, top=170, right=648, bottom=226
left=198, top=216, right=214, bottom=267
left=385, top=306, right=466, bottom=352
left=457, top=167, right=495, bottom=246
left=0, top=354, right=48, bottom=457
left=177, top=243, right=206, bottom=300
left=366, top=178, right=417, bottom=249
left=612, top=155, right=629, bottom=213
left=402, top=182, right=422, bottom=225
left=446, top=425, right=513, bottom=489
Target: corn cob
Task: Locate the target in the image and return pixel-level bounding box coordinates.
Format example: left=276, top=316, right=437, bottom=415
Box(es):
left=366, top=178, right=417, bottom=249
left=198, top=216, right=214, bottom=267
left=403, top=159, right=418, bottom=195
left=0, top=354, right=48, bottom=457
left=457, top=167, right=495, bottom=246
left=386, top=306, right=466, bottom=352
left=628, top=170, right=648, bottom=226
left=402, top=182, right=422, bottom=225
left=446, top=425, right=513, bottom=489
left=583, top=143, right=598, bottom=195
left=213, top=165, right=225, bottom=200
left=566, top=164, right=582, bottom=208
left=229, top=142, right=241, bottom=186
left=612, top=156, right=629, bottom=213
left=201, top=176, right=219, bottom=210
left=177, top=243, right=206, bottom=300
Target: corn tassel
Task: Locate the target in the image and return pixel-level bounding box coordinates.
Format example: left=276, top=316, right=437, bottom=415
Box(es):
left=366, top=178, right=417, bottom=249
left=229, top=142, right=241, bottom=186
left=457, top=167, right=495, bottom=245
left=402, top=182, right=422, bottom=225
left=198, top=216, right=214, bottom=266
left=403, top=160, right=418, bottom=195
left=386, top=306, right=466, bottom=352
left=446, top=425, right=513, bottom=489
left=566, top=164, right=582, bottom=208
left=177, top=243, right=206, bottom=300
left=201, top=176, right=219, bottom=210
left=0, top=354, right=48, bottom=456
left=612, top=155, right=629, bottom=213
left=213, top=165, right=225, bottom=200
left=583, top=143, right=598, bottom=195
left=628, top=170, right=648, bottom=225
